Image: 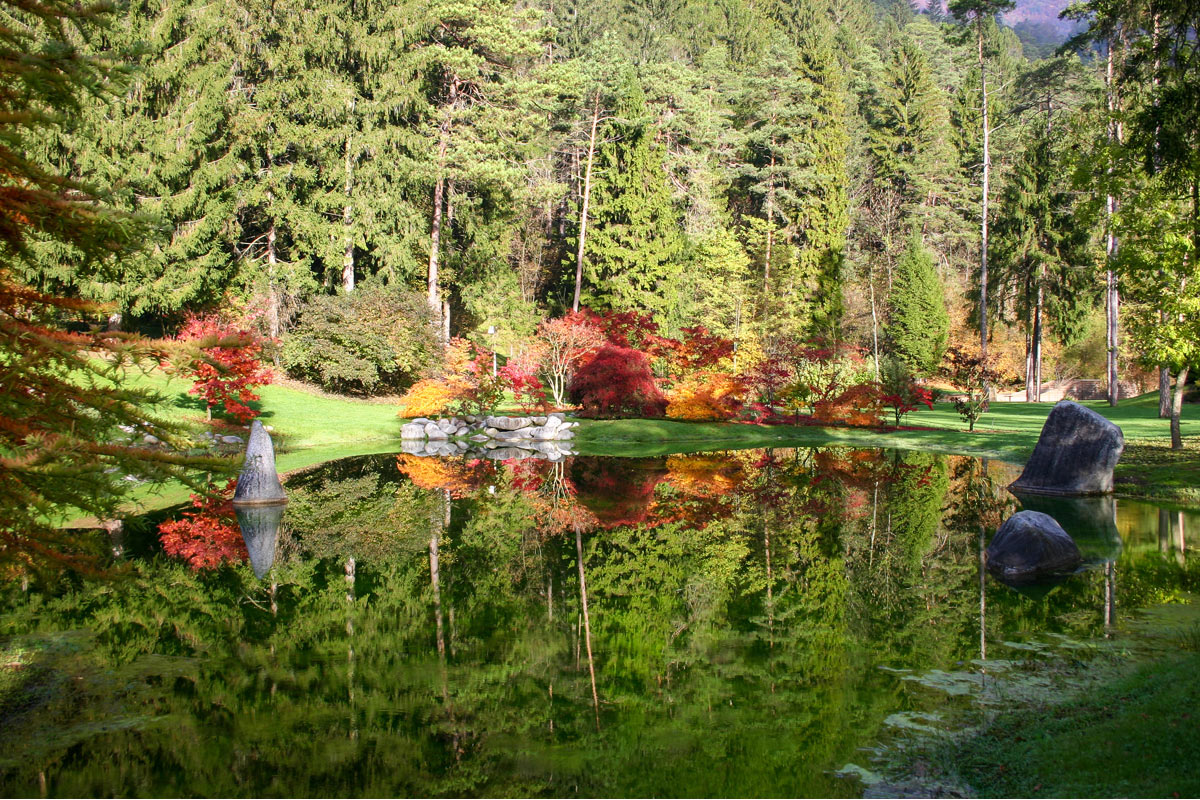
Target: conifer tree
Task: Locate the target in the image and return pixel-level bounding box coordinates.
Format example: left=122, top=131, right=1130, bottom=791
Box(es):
left=582, top=70, right=685, bottom=325
left=886, top=236, right=949, bottom=375
left=1, top=0, right=224, bottom=568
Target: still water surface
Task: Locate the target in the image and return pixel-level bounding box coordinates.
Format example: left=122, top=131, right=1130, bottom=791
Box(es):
left=1, top=448, right=1197, bottom=797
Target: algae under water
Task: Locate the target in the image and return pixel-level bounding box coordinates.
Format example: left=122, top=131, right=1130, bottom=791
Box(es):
left=0, top=448, right=1196, bottom=797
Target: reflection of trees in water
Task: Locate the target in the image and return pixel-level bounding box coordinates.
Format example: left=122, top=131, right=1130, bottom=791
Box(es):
left=3, top=449, right=1198, bottom=797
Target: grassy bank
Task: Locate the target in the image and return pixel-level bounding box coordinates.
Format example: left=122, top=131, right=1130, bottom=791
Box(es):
left=871, top=602, right=1200, bottom=798
left=574, top=393, right=1200, bottom=502
left=122, top=369, right=1200, bottom=510
left=946, top=651, right=1200, bottom=797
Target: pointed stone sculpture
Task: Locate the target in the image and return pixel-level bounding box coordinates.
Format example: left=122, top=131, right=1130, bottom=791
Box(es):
left=232, top=421, right=287, bottom=578
left=1010, top=400, right=1124, bottom=496
left=232, top=420, right=288, bottom=505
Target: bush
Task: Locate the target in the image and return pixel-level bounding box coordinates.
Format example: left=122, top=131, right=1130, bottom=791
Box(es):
left=666, top=371, right=744, bottom=420
left=281, top=285, right=437, bottom=395
left=813, top=383, right=884, bottom=427
left=570, top=345, right=667, bottom=418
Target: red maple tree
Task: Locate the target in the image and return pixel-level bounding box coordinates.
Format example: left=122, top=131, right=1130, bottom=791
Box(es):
left=570, top=345, right=668, bottom=418
left=158, top=479, right=248, bottom=570
left=177, top=313, right=273, bottom=423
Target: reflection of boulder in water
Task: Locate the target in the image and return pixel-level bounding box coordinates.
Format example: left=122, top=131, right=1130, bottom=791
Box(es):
left=235, top=502, right=285, bottom=578
left=1011, top=491, right=1122, bottom=564
left=401, top=440, right=574, bottom=461
left=986, top=510, right=1083, bottom=584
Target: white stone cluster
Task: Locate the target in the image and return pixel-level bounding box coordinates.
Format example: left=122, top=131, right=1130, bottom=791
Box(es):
left=400, top=413, right=579, bottom=461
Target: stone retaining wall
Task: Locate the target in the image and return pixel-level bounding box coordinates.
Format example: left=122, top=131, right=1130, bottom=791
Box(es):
left=400, top=413, right=579, bottom=461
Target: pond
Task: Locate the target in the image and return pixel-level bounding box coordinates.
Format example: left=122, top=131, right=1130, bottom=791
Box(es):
left=1, top=447, right=1197, bottom=797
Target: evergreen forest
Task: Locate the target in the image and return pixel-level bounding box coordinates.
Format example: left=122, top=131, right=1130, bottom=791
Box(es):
left=10, top=0, right=1199, bottom=406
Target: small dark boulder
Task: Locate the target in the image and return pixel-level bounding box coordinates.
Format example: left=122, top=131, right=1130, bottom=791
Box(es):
left=1010, top=400, right=1124, bottom=496
left=232, top=420, right=287, bottom=505
left=987, top=510, right=1083, bottom=582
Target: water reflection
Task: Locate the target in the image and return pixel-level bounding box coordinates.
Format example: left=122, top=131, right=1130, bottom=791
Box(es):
left=1, top=448, right=1197, bottom=797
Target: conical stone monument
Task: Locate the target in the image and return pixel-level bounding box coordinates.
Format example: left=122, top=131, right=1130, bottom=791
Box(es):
left=232, top=420, right=287, bottom=505
left=232, top=420, right=287, bottom=578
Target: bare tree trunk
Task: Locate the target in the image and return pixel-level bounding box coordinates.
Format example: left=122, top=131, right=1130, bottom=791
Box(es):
left=266, top=219, right=280, bottom=340
left=764, top=146, right=776, bottom=296
left=869, top=260, right=880, bottom=381
left=1105, top=42, right=1120, bottom=407
left=979, top=28, right=990, bottom=362
left=1033, top=266, right=1044, bottom=402
left=1171, top=366, right=1189, bottom=450
left=342, top=131, right=355, bottom=292
left=429, top=80, right=458, bottom=336
left=1160, top=365, right=1172, bottom=418
left=573, top=93, right=600, bottom=313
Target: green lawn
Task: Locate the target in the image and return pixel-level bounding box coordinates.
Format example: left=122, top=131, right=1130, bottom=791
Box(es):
left=924, top=649, right=1200, bottom=798
left=115, top=369, right=1200, bottom=513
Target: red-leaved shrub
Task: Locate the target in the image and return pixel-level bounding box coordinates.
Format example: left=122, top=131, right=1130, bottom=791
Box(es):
left=158, top=479, right=247, bottom=570
left=177, top=313, right=273, bottom=423
left=570, top=345, right=667, bottom=418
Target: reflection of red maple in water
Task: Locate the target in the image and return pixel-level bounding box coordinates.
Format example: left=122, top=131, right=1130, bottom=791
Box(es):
left=570, top=457, right=670, bottom=528
left=158, top=478, right=247, bottom=570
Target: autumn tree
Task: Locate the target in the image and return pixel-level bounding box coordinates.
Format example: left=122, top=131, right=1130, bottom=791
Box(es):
left=0, top=0, right=226, bottom=568
left=536, top=314, right=605, bottom=406
left=178, top=314, right=274, bottom=423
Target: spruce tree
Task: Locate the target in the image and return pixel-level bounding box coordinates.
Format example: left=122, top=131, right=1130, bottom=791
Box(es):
left=582, top=69, right=685, bottom=325
left=886, top=235, right=949, bottom=375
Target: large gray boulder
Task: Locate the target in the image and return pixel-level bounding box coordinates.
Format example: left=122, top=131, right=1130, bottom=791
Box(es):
left=987, top=510, right=1083, bottom=582
left=486, top=415, right=532, bottom=431
left=400, top=421, right=427, bottom=439
left=233, top=421, right=287, bottom=505
left=1010, top=400, right=1124, bottom=495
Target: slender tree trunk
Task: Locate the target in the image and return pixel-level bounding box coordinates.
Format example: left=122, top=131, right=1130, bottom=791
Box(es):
left=1033, top=265, right=1044, bottom=402
left=266, top=219, right=280, bottom=340
left=764, top=146, right=776, bottom=296
left=429, top=80, right=458, bottom=336
left=342, top=130, right=355, bottom=292
left=869, top=260, right=880, bottom=381
left=1160, top=364, right=1172, bottom=418
left=978, top=26, right=990, bottom=362
left=573, top=93, right=600, bottom=312
left=1105, top=41, right=1120, bottom=407
left=429, top=173, right=445, bottom=311
left=1171, top=367, right=1189, bottom=450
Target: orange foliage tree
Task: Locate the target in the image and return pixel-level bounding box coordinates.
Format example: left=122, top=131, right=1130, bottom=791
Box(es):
left=812, top=383, right=884, bottom=427
left=666, top=372, right=745, bottom=420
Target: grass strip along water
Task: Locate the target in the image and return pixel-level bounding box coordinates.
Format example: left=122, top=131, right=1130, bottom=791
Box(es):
left=125, top=368, right=1200, bottom=508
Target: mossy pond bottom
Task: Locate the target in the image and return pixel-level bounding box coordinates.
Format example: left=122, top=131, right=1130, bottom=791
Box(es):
left=2, top=448, right=1197, bottom=797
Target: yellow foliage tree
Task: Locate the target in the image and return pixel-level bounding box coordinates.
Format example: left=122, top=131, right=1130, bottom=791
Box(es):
left=397, top=377, right=471, bottom=418
left=666, top=372, right=745, bottom=421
